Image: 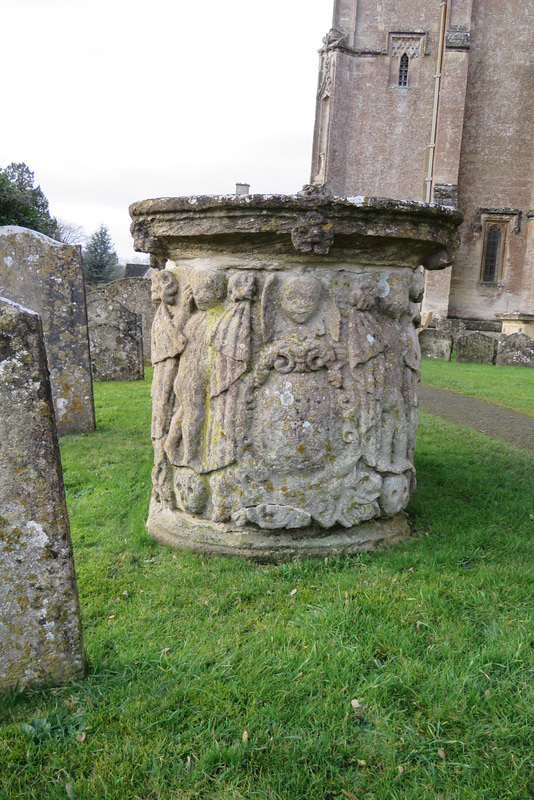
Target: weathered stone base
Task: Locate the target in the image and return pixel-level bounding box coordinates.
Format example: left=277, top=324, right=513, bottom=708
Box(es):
left=147, top=498, right=410, bottom=562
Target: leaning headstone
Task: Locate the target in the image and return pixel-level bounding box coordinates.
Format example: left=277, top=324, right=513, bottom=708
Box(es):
left=419, top=328, right=453, bottom=360
left=87, top=294, right=144, bottom=381
left=455, top=332, right=497, bottom=364
left=0, top=226, right=95, bottom=435
left=0, top=297, right=85, bottom=690
left=496, top=333, right=534, bottom=367
left=91, top=278, right=155, bottom=364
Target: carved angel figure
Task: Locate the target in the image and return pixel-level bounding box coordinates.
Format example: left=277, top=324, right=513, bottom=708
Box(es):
left=374, top=273, right=412, bottom=473
left=346, top=275, right=385, bottom=465
left=164, top=270, right=227, bottom=472
left=150, top=270, right=193, bottom=502
left=206, top=271, right=257, bottom=471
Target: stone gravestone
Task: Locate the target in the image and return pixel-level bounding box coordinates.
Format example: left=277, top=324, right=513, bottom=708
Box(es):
left=435, top=317, right=466, bottom=345
left=496, top=333, right=534, bottom=367
left=0, top=226, right=95, bottom=435
left=418, top=328, right=453, bottom=361
left=87, top=294, right=144, bottom=381
left=455, top=332, right=497, bottom=364
left=0, top=297, right=85, bottom=690
left=92, top=277, right=155, bottom=364
left=131, top=193, right=461, bottom=560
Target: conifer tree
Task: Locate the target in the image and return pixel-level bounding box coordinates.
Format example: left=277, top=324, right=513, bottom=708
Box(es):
left=82, top=224, right=120, bottom=284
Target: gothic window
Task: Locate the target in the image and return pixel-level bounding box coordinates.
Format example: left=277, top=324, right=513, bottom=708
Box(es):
left=398, top=53, right=409, bottom=86
left=388, top=34, right=425, bottom=88
left=481, top=223, right=506, bottom=283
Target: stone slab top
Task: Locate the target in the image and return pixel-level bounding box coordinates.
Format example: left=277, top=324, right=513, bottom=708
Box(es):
left=496, top=312, right=534, bottom=322
left=0, top=225, right=72, bottom=248
left=0, top=294, right=40, bottom=317
left=129, top=193, right=462, bottom=270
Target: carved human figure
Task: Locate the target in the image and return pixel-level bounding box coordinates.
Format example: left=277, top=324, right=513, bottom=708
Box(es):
left=400, top=271, right=425, bottom=473
left=374, top=273, right=412, bottom=473
left=346, top=275, right=385, bottom=466
left=164, top=270, right=227, bottom=473
left=150, top=270, right=193, bottom=502
left=206, top=271, right=257, bottom=470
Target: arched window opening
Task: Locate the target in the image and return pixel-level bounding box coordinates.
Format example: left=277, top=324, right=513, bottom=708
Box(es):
left=398, top=53, right=409, bottom=86
left=482, top=226, right=502, bottom=283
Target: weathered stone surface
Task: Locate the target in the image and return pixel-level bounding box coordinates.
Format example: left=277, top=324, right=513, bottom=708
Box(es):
left=131, top=194, right=461, bottom=560
left=496, top=333, right=534, bottom=367
left=0, top=298, right=85, bottom=690
left=87, top=294, right=144, bottom=381
left=93, top=278, right=155, bottom=364
left=455, top=332, right=497, bottom=364
left=0, top=227, right=95, bottom=435
left=147, top=503, right=410, bottom=562
left=418, top=329, right=453, bottom=361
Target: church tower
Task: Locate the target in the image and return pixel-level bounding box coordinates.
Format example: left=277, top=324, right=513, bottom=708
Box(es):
left=311, top=0, right=534, bottom=323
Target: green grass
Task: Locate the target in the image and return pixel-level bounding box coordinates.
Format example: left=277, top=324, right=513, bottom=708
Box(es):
left=421, top=359, right=534, bottom=417
left=1, top=367, right=534, bottom=799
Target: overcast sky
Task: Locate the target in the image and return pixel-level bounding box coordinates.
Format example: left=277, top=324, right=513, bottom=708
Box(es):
left=2, top=0, right=333, bottom=260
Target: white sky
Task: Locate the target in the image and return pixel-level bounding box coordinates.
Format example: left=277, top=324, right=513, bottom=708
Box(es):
left=2, top=0, right=334, bottom=260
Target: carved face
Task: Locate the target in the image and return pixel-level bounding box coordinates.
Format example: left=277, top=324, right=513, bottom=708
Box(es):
left=379, top=474, right=410, bottom=516
left=348, top=275, right=377, bottom=310
left=228, top=272, right=256, bottom=302
left=151, top=270, right=179, bottom=304
left=191, top=271, right=227, bottom=310
left=279, top=275, right=322, bottom=324
left=174, top=471, right=208, bottom=514
left=376, top=273, right=410, bottom=319
left=409, top=270, right=425, bottom=303
left=291, top=214, right=334, bottom=255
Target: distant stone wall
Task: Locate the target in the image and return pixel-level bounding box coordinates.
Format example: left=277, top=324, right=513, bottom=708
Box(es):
left=87, top=294, right=144, bottom=381
left=0, top=298, right=85, bottom=690
left=92, top=278, right=155, bottom=364
left=0, top=226, right=95, bottom=435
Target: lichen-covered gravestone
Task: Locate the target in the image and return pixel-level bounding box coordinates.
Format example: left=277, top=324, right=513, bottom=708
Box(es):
left=0, top=297, right=85, bottom=690
left=418, top=328, right=453, bottom=361
left=131, top=193, right=461, bottom=560
left=496, top=333, right=534, bottom=367
left=455, top=332, right=497, bottom=364
left=87, top=294, right=144, bottom=381
left=0, top=226, right=95, bottom=435
left=91, top=277, right=155, bottom=364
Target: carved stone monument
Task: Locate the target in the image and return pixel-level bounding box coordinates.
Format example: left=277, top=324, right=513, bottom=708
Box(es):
left=0, top=297, right=85, bottom=690
left=0, top=226, right=95, bottom=435
left=130, top=194, right=461, bottom=560
left=87, top=294, right=144, bottom=381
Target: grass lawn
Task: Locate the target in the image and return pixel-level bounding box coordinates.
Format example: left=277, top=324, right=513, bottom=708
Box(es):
left=421, top=359, right=534, bottom=418
left=1, top=367, right=533, bottom=800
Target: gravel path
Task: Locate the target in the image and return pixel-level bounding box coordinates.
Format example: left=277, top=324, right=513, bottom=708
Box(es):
left=418, top=383, right=534, bottom=451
